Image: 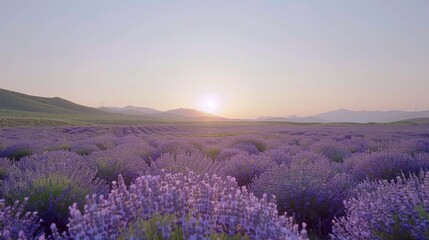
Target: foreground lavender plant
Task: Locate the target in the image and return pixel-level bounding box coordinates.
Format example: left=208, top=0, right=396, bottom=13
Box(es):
left=151, top=152, right=224, bottom=176
left=332, top=171, right=429, bottom=240
left=311, top=139, right=350, bottom=163
left=346, top=151, right=429, bottom=182
left=228, top=136, right=267, bottom=154
left=220, top=153, right=276, bottom=186
left=0, top=198, right=42, bottom=239
left=89, top=147, right=149, bottom=185
left=0, top=158, right=13, bottom=180
left=0, top=142, right=42, bottom=161
left=53, top=170, right=308, bottom=240
left=251, top=157, right=352, bottom=237
left=0, top=151, right=108, bottom=233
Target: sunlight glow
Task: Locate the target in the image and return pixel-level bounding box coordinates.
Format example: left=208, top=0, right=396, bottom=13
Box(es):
left=198, top=93, right=222, bottom=114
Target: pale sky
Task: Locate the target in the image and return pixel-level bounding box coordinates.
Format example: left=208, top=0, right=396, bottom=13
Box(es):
left=1, top=1, right=428, bottom=119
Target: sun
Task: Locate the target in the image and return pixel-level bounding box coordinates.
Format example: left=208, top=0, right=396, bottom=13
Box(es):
left=205, top=99, right=218, bottom=113
left=198, top=93, right=221, bottom=114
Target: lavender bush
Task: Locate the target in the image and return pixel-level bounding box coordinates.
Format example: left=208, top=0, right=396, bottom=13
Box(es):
left=0, top=198, right=42, bottom=239
left=216, top=148, right=247, bottom=161
left=0, top=142, right=42, bottom=161
left=156, top=140, right=199, bottom=156
left=89, top=148, right=149, bottom=185
left=347, top=151, right=429, bottom=182
left=251, top=157, right=352, bottom=237
left=332, top=171, right=429, bottom=239
left=0, top=151, right=108, bottom=233
left=220, top=153, right=276, bottom=186
left=0, top=158, right=13, bottom=180
left=151, top=152, right=223, bottom=176
left=311, top=139, right=350, bottom=163
left=0, top=124, right=428, bottom=238
left=228, top=136, right=267, bottom=154
left=52, top=170, right=308, bottom=239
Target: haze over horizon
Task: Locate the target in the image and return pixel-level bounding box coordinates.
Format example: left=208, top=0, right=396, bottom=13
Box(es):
left=1, top=1, right=428, bottom=119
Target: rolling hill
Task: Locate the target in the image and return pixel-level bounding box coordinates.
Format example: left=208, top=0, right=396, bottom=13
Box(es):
left=313, top=109, right=429, bottom=123
left=2, top=88, right=428, bottom=126
left=257, top=109, right=429, bottom=124
left=0, top=88, right=105, bottom=115
left=256, top=116, right=328, bottom=123
left=313, top=109, right=404, bottom=123
left=0, top=88, right=225, bottom=126
left=100, top=106, right=162, bottom=115
left=100, top=106, right=225, bottom=121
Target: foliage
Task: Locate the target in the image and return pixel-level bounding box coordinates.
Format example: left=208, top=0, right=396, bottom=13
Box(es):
left=0, top=151, right=108, bottom=234
left=151, top=152, right=223, bottom=176
left=347, top=151, right=429, bottom=182
left=0, top=198, right=42, bottom=239
left=332, top=171, right=429, bottom=240
left=251, top=157, right=352, bottom=237
left=0, top=124, right=428, bottom=239
left=220, top=153, right=276, bottom=186
left=52, top=170, right=307, bottom=240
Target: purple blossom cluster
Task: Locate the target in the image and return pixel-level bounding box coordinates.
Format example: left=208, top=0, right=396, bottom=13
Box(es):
left=0, top=124, right=428, bottom=239
left=89, top=147, right=149, bottom=185
left=151, top=152, right=223, bottom=176
left=0, top=151, right=108, bottom=233
left=345, top=151, right=429, bottom=182
left=228, top=136, right=267, bottom=154
left=52, top=170, right=307, bottom=240
left=220, top=153, right=276, bottom=186
left=0, top=157, right=13, bottom=180
left=251, top=157, right=352, bottom=237
left=332, top=171, right=429, bottom=239
left=0, top=198, right=41, bottom=239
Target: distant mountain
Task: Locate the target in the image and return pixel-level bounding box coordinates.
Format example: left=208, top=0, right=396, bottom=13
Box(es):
left=153, top=108, right=225, bottom=121
left=256, top=109, right=429, bottom=123
left=314, top=109, right=404, bottom=123
left=100, top=106, right=162, bottom=115
left=313, top=109, right=429, bottom=123
left=257, top=116, right=328, bottom=123
left=100, top=106, right=224, bottom=121
left=381, top=110, right=429, bottom=123
left=0, top=88, right=224, bottom=123
left=0, top=88, right=105, bottom=115
left=4, top=88, right=428, bottom=124
left=165, top=108, right=219, bottom=118
left=393, top=118, right=429, bottom=125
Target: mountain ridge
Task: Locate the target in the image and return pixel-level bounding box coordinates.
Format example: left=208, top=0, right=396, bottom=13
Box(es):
left=0, top=88, right=225, bottom=122
left=1, top=88, right=428, bottom=124
left=259, top=109, right=429, bottom=123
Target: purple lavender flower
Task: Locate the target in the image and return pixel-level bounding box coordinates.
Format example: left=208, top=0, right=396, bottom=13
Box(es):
left=89, top=148, right=149, bottom=185
left=251, top=157, right=352, bottom=237
left=332, top=171, right=429, bottom=239
left=1, top=151, right=108, bottom=234
left=0, top=158, right=13, bottom=180
left=53, top=170, right=307, bottom=239
left=346, top=151, right=429, bottom=182
left=220, top=153, right=276, bottom=186
left=311, top=139, right=351, bottom=163
left=228, top=136, right=267, bottom=154
left=150, top=152, right=223, bottom=176
left=0, top=198, right=42, bottom=239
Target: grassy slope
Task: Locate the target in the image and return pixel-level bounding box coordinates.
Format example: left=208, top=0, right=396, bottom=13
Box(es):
left=0, top=88, right=162, bottom=126
left=0, top=88, right=104, bottom=114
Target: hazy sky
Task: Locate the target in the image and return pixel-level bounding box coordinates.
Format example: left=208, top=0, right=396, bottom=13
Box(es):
left=1, top=1, right=428, bottom=118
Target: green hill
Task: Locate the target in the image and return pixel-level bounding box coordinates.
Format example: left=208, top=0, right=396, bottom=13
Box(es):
left=0, top=88, right=160, bottom=126
left=0, top=88, right=104, bottom=115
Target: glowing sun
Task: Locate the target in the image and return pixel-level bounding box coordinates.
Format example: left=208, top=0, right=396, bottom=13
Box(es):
left=198, top=93, right=221, bottom=114
left=205, top=99, right=218, bottom=112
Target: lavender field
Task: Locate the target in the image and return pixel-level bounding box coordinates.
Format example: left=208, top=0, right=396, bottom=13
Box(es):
left=0, top=123, right=428, bottom=239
